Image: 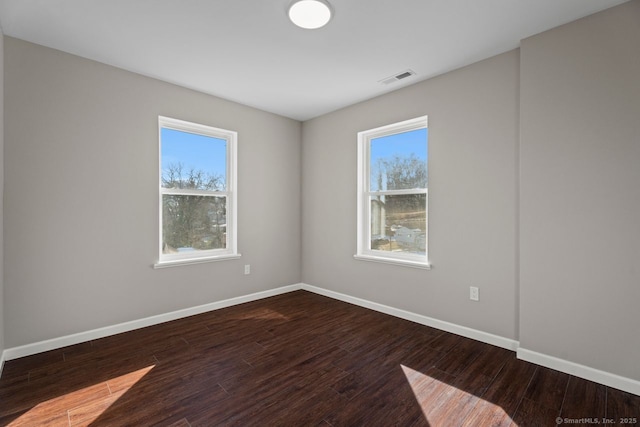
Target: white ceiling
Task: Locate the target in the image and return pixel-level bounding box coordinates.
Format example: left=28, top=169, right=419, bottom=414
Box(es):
left=0, top=0, right=629, bottom=121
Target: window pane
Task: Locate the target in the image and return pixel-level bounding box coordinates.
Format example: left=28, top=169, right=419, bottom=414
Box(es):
left=370, top=194, right=426, bottom=254
left=161, top=128, right=226, bottom=190
left=370, top=128, right=427, bottom=191
left=162, top=195, right=227, bottom=253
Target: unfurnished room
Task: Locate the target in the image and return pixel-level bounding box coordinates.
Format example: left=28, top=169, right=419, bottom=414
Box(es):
left=0, top=0, right=638, bottom=425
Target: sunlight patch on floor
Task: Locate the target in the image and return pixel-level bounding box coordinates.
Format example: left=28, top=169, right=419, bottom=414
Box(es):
left=9, top=365, right=155, bottom=426
left=234, top=308, right=290, bottom=321
left=401, top=364, right=515, bottom=426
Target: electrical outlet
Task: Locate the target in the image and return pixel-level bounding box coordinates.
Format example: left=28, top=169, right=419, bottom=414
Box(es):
left=470, top=286, right=479, bottom=301
left=244, top=264, right=251, bottom=275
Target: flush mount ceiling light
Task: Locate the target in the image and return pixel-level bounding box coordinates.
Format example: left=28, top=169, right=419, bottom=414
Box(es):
left=288, top=0, right=333, bottom=29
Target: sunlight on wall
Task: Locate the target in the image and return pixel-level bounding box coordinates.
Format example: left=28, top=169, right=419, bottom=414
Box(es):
left=9, top=365, right=155, bottom=426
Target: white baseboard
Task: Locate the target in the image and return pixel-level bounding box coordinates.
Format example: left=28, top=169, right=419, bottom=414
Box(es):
left=304, top=284, right=640, bottom=395
left=517, top=348, right=640, bottom=396
left=300, top=283, right=519, bottom=351
left=0, top=350, right=5, bottom=377
left=3, top=284, right=303, bottom=361
left=4, top=282, right=638, bottom=397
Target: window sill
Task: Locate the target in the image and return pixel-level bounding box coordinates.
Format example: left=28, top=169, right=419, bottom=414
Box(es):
left=353, top=254, right=431, bottom=270
left=154, top=253, right=241, bottom=269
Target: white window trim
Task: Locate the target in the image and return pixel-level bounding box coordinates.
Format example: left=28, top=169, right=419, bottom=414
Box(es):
left=154, top=116, right=239, bottom=268
left=355, top=115, right=431, bottom=269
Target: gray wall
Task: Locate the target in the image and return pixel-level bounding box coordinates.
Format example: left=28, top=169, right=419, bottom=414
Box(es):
left=4, top=38, right=302, bottom=348
left=2, top=0, right=638, bottom=386
left=519, top=0, right=640, bottom=380
left=302, top=50, right=520, bottom=340
left=301, top=0, right=640, bottom=382
left=0, top=31, right=5, bottom=361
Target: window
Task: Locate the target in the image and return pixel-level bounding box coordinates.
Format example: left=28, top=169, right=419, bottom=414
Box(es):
left=155, top=116, right=238, bottom=267
left=355, top=116, right=429, bottom=268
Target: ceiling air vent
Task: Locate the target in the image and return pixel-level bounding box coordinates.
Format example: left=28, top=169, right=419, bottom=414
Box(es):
left=379, top=69, right=416, bottom=85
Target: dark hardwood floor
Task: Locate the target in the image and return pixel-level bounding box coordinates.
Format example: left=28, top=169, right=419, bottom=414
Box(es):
left=0, top=290, right=638, bottom=426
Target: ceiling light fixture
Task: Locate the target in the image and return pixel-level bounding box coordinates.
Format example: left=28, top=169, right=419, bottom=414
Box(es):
left=288, top=0, right=333, bottom=29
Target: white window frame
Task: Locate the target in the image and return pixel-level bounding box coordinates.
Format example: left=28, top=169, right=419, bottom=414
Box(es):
left=154, top=116, right=239, bottom=268
left=355, top=116, right=430, bottom=269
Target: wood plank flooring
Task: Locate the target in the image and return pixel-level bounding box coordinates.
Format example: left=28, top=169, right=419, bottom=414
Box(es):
left=0, top=290, right=638, bottom=426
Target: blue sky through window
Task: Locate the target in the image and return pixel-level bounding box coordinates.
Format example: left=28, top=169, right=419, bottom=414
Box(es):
left=161, top=128, right=227, bottom=187
left=370, top=128, right=428, bottom=191
left=370, top=128, right=427, bottom=164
